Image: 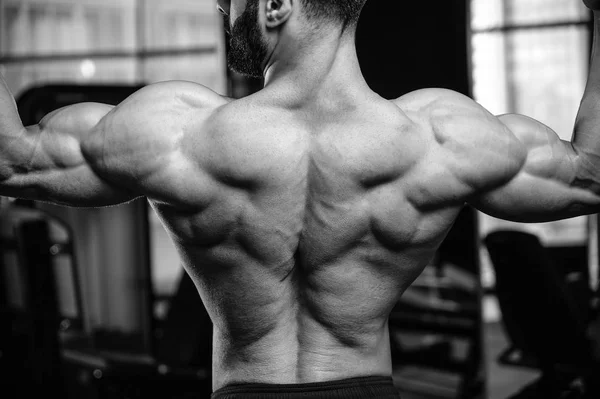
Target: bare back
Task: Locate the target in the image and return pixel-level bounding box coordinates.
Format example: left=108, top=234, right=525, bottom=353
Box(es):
left=148, top=90, right=464, bottom=389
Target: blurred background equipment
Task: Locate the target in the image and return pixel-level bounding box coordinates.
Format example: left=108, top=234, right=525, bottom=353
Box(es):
left=484, top=230, right=599, bottom=398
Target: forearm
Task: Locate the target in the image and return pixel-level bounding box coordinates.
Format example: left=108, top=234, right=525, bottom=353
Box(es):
left=573, top=8, right=600, bottom=191
left=0, top=75, right=28, bottom=180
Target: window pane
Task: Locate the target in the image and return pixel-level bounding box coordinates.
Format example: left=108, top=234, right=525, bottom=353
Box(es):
left=141, top=0, right=223, bottom=50
left=2, top=58, right=137, bottom=97
left=471, top=0, right=589, bottom=31
left=138, top=0, right=227, bottom=92
left=0, top=0, right=136, bottom=56
left=0, top=0, right=227, bottom=95
left=471, top=32, right=510, bottom=115
left=141, top=54, right=225, bottom=91
left=504, top=0, right=589, bottom=26
left=471, top=5, right=590, bottom=138
left=471, top=0, right=505, bottom=31
left=507, top=26, right=589, bottom=140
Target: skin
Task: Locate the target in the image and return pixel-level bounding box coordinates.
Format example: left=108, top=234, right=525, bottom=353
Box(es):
left=2, top=0, right=600, bottom=391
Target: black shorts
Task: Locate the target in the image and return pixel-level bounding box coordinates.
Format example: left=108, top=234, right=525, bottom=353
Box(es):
left=211, top=376, right=400, bottom=399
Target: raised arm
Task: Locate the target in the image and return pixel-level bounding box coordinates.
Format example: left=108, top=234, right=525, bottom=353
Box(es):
left=469, top=4, right=600, bottom=222
left=469, top=112, right=594, bottom=222
left=399, top=4, right=600, bottom=223
left=0, top=77, right=135, bottom=206
left=0, top=77, right=223, bottom=208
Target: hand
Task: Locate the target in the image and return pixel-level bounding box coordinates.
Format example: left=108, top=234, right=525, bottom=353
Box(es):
left=584, top=0, right=600, bottom=10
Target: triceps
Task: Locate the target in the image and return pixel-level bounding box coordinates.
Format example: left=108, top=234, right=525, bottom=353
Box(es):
left=0, top=103, right=118, bottom=202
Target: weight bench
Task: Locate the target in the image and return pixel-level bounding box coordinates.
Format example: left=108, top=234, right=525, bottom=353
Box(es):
left=484, top=229, right=600, bottom=398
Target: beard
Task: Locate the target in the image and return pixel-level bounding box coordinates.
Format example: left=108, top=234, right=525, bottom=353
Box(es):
left=226, top=0, right=269, bottom=78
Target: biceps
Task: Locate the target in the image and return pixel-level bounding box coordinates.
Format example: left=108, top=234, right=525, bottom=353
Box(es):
left=19, top=103, right=114, bottom=173
left=470, top=115, right=600, bottom=222
left=1, top=103, right=138, bottom=206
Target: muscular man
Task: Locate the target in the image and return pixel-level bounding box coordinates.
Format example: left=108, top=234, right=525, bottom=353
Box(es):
left=1, top=0, right=600, bottom=397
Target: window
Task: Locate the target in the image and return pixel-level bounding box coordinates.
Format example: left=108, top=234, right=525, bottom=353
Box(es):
left=0, top=0, right=226, bottom=94
left=0, top=0, right=227, bottom=335
left=470, top=0, right=591, bottom=290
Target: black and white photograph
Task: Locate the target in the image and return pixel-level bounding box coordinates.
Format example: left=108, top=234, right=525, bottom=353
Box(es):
left=0, top=1, right=598, bottom=398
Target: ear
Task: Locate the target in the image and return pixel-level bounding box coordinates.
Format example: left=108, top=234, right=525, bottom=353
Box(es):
left=265, top=0, right=293, bottom=28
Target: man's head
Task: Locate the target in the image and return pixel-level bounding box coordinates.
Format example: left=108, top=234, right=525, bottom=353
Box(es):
left=218, top=0, right=367, bottom=78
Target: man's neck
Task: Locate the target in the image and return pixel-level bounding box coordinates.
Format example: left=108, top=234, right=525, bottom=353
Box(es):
left=261, top=30, right=372, bottom=110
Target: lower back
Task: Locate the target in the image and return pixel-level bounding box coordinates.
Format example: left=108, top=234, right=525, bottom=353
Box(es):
left=210, top=284, right=396, bottom=389
left=200, top=243, right=430, bottom=389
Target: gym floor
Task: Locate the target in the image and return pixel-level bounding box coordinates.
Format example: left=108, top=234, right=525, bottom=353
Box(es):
left=484, top=322, right=540, bottom=399
left=391, top=321, right=540, bottom=399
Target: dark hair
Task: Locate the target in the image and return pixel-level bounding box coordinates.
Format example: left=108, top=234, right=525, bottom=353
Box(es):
left=300, top=0, right=367, bottom=29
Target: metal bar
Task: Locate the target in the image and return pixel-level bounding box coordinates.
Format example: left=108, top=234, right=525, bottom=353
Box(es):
left=0, top=46, right=217, bottom=64
left=48, top=243, right=72, bottom=256
left=472, top=20, right=590, bottom=34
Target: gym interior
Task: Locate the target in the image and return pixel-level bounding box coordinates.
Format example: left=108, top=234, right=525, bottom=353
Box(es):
left=0, top=0, right=599, bottom=398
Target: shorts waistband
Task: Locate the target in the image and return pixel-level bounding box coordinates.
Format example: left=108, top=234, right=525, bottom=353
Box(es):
left=211, top=375, right=400, bottom=399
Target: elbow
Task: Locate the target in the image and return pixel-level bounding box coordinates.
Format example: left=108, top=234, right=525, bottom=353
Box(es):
left=571, top=146, right=600, bottom=196
left=0, top=163, right=14, bottom=182
left=0, top=125, right=38, bottom=182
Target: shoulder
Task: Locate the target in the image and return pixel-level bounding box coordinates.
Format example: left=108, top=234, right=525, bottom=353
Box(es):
left=393, top=88, right=495, bottom=126
left=113, top=80, right=229, bottom=117
left=81, top=81, right=231, bottom=205
left=393, top=88, right=524, bottom=166
left=92, top=80, right=230, bottom=147
left=392, top=89, right=514, bottom=154
left=394, top=88, right=523, bottom=153
left=83, top=81, right=229, bottom=178
left=392, top=89, right=527, bottom=203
